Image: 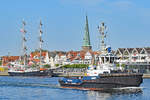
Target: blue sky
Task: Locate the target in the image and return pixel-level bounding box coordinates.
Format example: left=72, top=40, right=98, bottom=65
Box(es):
left=0, top=0, right=150, bottom=56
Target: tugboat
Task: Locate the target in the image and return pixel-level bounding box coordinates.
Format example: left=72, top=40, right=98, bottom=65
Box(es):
left=8, top=20, right=52, bottom=76
left=59, top=73, right=143, bottom=90
left=59, top=22, right=143, bottom=90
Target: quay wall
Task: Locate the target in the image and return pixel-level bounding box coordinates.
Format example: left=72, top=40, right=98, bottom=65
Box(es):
left=0, top=70, right=150, bottom=78
left=0, top=71, right=9, bottom=76
left=143, top=74, right=150, bottom=78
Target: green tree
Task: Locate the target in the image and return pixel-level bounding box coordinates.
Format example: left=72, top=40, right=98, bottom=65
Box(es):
left=44, top=64, right=51, bottom=68
left=121, top=64, right=126, bottom=68
left=116, top=63, right=120, bottom=67
left=62, top=64, right=88, bottom=68
left=31, top=64, right=36, bottom=68
left=55, top=64, right=59, bottom=67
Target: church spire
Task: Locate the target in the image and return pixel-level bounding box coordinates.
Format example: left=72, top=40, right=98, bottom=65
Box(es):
left=82, top=15, right=92, bottom=51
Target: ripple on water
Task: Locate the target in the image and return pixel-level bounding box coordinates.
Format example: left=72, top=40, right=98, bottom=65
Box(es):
left=0, top=76, right=150, bottom=100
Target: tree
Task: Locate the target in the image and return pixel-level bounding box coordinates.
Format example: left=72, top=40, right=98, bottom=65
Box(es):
left=44, top=64, right=51, bottom=68
left=62, top=64, right=88, bottom=68
left=121, top=64, right=126, bottom=68
left=55, top=64, right=59, bottom=67
left=31, top=64, right=36, bottom=68
left=116, top=63, right=120, bottom=67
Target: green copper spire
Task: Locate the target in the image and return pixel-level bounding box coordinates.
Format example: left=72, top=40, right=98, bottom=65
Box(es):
left=83, top=15, right=91, bottom=46
left=82, top=15, right=92, bottom=51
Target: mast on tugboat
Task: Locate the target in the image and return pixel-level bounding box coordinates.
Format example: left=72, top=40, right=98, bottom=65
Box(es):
left=98, top=22, right=107, bottom=54
left=97, top=22, right=112, bottom=66
left=39, top=20, right=43, bottom=68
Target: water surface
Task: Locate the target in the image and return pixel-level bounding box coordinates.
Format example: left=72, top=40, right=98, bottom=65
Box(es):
left=0, top=76, right=149, bottom=100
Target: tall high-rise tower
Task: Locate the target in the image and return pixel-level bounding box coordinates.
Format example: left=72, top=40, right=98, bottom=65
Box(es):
left=82, top=16, right=92, bottom=52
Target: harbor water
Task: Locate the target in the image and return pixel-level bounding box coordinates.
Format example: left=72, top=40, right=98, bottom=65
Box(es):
left=0, top=76, right=150, bottom=100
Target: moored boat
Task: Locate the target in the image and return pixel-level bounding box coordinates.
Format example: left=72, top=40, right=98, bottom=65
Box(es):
left=8, top=69, right=52, bottom=76
left=8, top=64, right=52, bottom=76
left=8, top=20, right=53, bottom=77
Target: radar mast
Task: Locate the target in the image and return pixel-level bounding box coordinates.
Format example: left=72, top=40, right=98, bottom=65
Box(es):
left=98, top=22, right=107, bottom=54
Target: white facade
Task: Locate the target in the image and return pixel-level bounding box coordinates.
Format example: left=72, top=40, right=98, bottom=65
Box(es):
left=84, top=51, right=93, bottom=64
left=54, top=54, right=67, bottom=65
left=50, top=57, right=55, bottom=68
left=115, top=48, right=150, bottom=64
left=44, top=52, right=50, bottom=64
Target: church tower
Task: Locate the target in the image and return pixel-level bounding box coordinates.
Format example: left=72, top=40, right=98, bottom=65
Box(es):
left=82, top=16, right=92, bottom=52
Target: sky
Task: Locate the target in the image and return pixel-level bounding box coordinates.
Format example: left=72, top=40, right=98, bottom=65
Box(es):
left=0, top=0, right=150, bottom=56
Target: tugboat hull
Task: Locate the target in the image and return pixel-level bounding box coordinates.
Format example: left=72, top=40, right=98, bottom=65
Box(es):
left=59, top=73, right=143, bottom=90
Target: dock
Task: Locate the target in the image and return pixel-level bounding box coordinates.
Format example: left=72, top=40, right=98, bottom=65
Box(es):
left=0, top=71, right=9, bottom=76
left=0, top=71, right=150, bottom=78
left=143, top=74, right=150, bottom=78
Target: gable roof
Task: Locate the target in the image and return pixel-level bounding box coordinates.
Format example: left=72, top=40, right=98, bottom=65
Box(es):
left=118, top=48, right=126, bottom=54
left=2, top=56, right=20, bottom=66
left=144, top=48, right=150, bottom=54
left=136, top=48, right=142, bottom=53
left=140, top=48, right=147, bottom=54
left=127, top=48, right=134, bottom=54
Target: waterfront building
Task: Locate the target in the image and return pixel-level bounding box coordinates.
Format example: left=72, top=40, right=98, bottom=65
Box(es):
left=50, top=57, right=55, bottom=67
left=54, top=53, right=67, bottom=65
left=84, top=51, right=94, bottom=64
left=44, top=52, right=51, bottom=65
left=1, top=56, right=19, bottom=66
left=115, top=48, right=150, bottom=64
left=54, top=54, right=60, bottom=64
left=115, top=47, right=150, bottom=73
left=29, top=51, right=48, bottom=65
left=57, top=50, right=99, bottom=65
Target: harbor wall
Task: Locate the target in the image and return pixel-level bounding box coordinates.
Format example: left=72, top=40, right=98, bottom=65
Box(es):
left=1, top=68, right=150, bottom=78
left=0, top=71, right=8, bottom=76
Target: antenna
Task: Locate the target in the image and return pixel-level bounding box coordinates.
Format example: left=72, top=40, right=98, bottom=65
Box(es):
left=98, top=22, right=107, bottom=54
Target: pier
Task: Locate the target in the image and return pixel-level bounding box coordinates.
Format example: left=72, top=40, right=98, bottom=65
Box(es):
left=0, top=71, right=8, bottom=76
left=1, top=70, right=150, bottom=78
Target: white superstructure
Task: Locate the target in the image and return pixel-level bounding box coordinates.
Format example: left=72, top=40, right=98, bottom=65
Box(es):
left=87, top=22, right=117, bottom=76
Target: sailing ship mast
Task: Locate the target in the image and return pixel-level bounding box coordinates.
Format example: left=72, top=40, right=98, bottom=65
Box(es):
left=21, top=20, right=27, bottom=65
left=39, top=20, right=43, bottom=68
